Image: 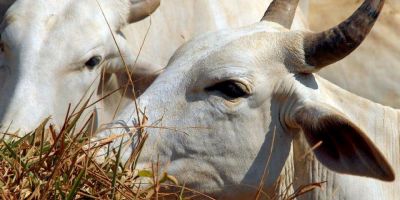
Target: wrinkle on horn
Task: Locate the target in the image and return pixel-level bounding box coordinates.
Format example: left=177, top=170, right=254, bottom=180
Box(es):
left=261, top=0, right=300, bottom=28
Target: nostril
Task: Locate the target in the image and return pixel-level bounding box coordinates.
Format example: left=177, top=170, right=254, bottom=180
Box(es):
left=0, top=42, right=4, bottom=52
left=0, top=54, right=5, bottom=71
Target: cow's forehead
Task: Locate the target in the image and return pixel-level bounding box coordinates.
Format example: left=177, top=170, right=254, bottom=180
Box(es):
left=5, top=0, right=122, bottom=29
left=2, top=0, right=123, bottom=67
left=167, top=22, right=289, bottom=78
left=7, top=0, right=75, bottom=21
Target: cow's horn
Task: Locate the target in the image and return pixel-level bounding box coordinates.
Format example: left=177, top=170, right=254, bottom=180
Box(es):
left=261, top=0, right=300, bottom=28
left=128, top=0, right=160, bottom=23
left=303, top=0, right=385, bottom=69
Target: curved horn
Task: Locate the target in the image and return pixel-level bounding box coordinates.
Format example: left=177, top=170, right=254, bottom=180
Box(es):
left=0, top=0, right=15, bottom=21
left=127, top=0, right=160, bottom=23
left=303, top=0, right=385, bottom=69
left=261, top=0, right=300, bottom=28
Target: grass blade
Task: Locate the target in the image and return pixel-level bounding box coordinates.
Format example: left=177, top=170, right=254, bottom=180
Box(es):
left=111, top=138, right=124, bottom=199
left=2, top=140, right=27, bottom=170
left=66, top=169, right=85, bottom=200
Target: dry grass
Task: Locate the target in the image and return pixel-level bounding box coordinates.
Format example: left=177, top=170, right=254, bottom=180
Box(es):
left=0, top=97, right=187, bottom=200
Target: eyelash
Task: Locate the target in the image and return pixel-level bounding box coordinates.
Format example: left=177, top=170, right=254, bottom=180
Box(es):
left=205, top=80, right=249, bottom=99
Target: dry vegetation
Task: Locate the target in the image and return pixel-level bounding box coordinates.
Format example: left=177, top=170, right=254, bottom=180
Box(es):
left=0, top=96, right=210, bottom=199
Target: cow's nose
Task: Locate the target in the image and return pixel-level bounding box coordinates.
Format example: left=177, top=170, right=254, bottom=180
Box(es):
left=91, top=118, right=141, bottom=162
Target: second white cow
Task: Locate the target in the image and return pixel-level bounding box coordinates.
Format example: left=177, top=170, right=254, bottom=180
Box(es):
left=0, top=0, right=160, bottom=134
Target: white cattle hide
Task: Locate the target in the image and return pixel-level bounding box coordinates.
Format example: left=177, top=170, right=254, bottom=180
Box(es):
left=97, top=1, right=399, bottom=199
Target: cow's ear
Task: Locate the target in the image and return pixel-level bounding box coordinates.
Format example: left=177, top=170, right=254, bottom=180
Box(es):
left=103, top=34, right=161, bottom=95
left=127, top=0, right=160, bottom=23
left=290, top=102, right=395, bottom=181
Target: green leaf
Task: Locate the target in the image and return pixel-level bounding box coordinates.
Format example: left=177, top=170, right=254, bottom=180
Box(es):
left=138, top=170, right=153, bottom=178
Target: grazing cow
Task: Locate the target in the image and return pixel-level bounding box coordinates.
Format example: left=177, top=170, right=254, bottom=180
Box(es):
left=98, top=0, right=399, bottom=199
left=0, top=0, right=308, bottom=135
left=0, top=0, right=161, bottom=134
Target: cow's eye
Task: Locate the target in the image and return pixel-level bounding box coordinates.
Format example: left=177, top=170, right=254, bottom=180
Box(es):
left=205, top=80, right=250, bottom=99
left=85, top=56, right=102, bottom=69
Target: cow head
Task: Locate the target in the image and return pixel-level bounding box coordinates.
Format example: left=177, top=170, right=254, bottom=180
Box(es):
left=101, top=0, right=394, bottom=197
left=0, top=0, right=160, bottom=134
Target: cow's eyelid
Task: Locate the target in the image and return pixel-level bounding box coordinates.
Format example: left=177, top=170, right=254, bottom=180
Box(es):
left=205, top=80, right=250, bottom=99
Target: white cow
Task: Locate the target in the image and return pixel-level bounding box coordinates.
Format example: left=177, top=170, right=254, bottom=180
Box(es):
left=0, top=0, right=161, bottom=135
left=0, top=0, right=308, bottom=135
left=99, top=0, right=399, bottom=199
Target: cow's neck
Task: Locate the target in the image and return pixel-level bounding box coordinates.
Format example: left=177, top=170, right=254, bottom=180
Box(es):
left=289, top=75, right=400, bottom=199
